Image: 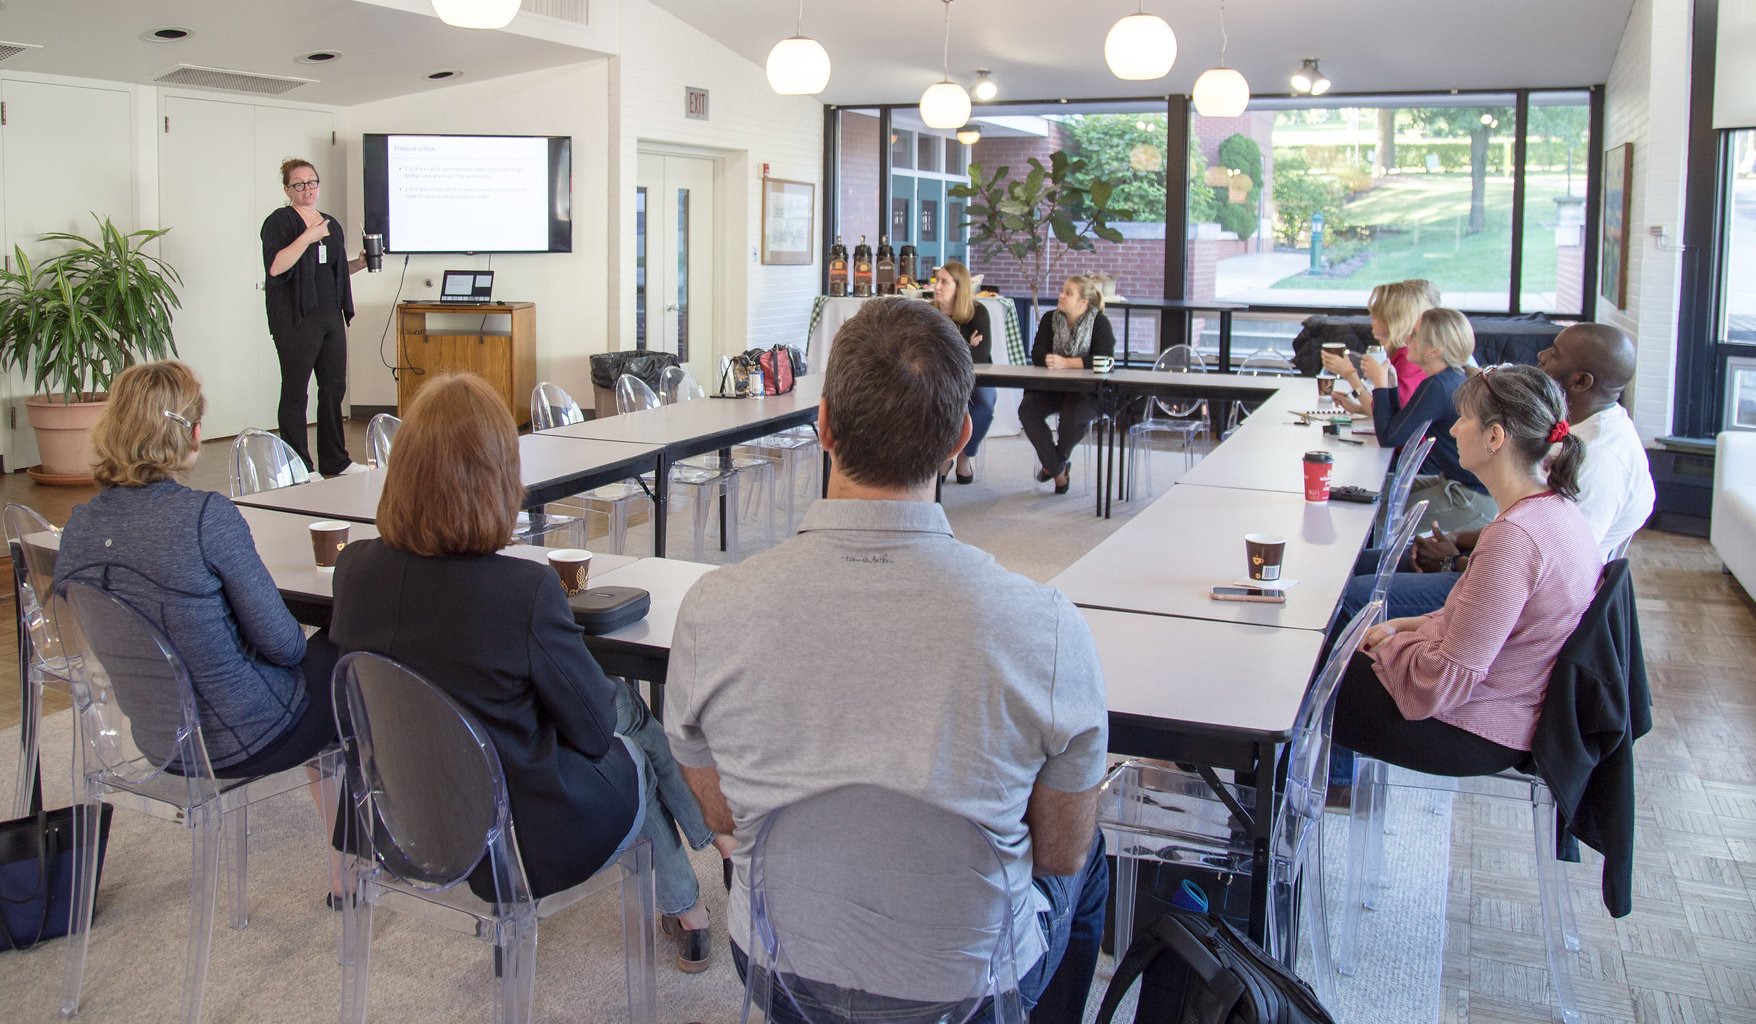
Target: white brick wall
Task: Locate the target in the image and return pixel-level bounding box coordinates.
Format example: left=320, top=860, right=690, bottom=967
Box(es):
left=1603, top=0, right=1693, bottom=441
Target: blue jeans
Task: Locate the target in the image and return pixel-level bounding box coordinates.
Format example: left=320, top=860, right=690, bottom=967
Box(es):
left=615, top=682, right=711, bottom=916
left=730, top=832, right=1108, bottom=1023
left=965, top=387, right=997, bottom=457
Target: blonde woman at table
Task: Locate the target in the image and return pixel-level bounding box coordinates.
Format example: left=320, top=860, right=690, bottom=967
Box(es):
left=1321, top=280, right=1430, bottom=416
left=933, top=260, right=993, bottom=484
left=1018, top=275, right=1116, bottom=495
left=53, top=360, right=345, bottom=899
left=328, top=373, right=731, bottom=972
left=1333, top=363, right=1596, bottom=778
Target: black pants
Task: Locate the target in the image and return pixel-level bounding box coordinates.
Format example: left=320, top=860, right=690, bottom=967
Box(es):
left=1331, top=652, right=1525, bottom=778
left=273, top=309, right=352, bottom=476
left=1018, top=390, right=1101, bottom=477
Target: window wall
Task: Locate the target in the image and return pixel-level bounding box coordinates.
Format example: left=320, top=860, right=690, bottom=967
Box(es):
left=1522, top=91, right=1592, bottom=313
left=1718, top=128, right=1756, bottom=431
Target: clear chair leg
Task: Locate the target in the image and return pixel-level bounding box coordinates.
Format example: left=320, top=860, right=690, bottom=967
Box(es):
left=338, top=861, right=375, bottom=1024
left=59, top=785, right=103, bottom=1019
left=619, top=838, right=659, bottom=1024
left=14, top=669, right=41, bottom=818
left=1532, top=787, right=1580, bottom=1023
left=226, top=803, right=250, bottom=929
left=182, top=802, right=223, bottom=1024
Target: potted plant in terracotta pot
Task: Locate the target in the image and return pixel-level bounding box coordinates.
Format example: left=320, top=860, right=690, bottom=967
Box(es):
left=0, top=216, right=182, bottom=485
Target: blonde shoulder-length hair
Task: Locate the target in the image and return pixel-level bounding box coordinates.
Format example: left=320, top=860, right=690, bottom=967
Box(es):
left=1368, top=280, right=1433, bottom=353
left=376, top=373, right=524, bottom=557
left=91, top=361, right=205, bottom=488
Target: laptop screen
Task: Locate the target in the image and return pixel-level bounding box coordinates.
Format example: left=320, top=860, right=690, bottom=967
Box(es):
left=440, top=270, right=494, bottom=303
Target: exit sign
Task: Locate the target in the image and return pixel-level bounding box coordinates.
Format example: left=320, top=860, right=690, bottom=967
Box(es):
left=685, top=87, right=709, bottom=121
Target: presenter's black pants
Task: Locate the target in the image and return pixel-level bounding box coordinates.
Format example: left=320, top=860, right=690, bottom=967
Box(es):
left=273, top=308, right=352, bottom=477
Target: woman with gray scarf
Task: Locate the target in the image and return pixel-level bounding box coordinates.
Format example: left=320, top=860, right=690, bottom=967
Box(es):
left=1018, top=276, right=1117, bottom=494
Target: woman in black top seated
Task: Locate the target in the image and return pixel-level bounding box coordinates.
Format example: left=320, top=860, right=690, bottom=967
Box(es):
left=1371, top=308, right=1497, bottom=533
left=1017, top=275, right=1116, bottom=495
left=932, top=260, right=993, bottom=484
left=329, top=373, right=727, bottom=972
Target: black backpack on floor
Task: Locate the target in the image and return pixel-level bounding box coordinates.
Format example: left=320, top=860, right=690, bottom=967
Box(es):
left=1094, top=909, right=1335, bottom=1024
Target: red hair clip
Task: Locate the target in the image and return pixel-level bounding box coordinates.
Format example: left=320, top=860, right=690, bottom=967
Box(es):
left=1547, top=420, right=1570, bottom=444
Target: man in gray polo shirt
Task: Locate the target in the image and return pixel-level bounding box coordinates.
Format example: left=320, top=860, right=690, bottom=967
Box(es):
left=666, top=297, right=1110, bottom=1020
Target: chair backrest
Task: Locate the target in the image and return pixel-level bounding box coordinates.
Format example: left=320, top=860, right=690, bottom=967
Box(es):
left=229, top=428, right=311, bottom=497
left=365, top=414, right=401, bottom=469
left=1379, top=426, right=1436, bottom=543
left=1367, top=500, right=1430, bottom=608
left=661, top=367, right=707, bottom=404
left=1238, top=347, right=1297, bottom=377
left=55, top=581, right=218, bottom=799
left=331, top=652, right=526, bottom=902
left=614, top=374, right=662, bottom=416
left=744, top=783, right=1022, bottom=1023
left=1151, top=345, right=1209, bottom=419
left=530, top=382, right=585, bottom=430
left=4, top=502, right=66, bottom=664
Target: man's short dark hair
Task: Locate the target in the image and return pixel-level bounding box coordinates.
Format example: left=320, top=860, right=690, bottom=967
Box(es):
left=823, top=298, right=973, bottom=489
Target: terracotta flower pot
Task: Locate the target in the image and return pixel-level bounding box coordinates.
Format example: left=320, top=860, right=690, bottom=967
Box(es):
left=25, top=393, right=107, bottom=485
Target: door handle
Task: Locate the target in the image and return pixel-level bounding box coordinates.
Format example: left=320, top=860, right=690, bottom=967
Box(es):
left=664, top=304, right=679, bottom=312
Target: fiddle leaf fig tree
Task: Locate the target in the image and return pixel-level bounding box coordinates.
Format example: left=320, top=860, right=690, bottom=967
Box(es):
left=949, top=150, right=1131, bottom=319
left=0, top=216, right=182, bottom=404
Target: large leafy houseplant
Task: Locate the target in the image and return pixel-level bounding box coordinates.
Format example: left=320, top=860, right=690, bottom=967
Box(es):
left=0, top=217, right=181, bottom=482
left=0, top=216, right=182, bottom=403
left=949, top=151, right=1131, bottom=321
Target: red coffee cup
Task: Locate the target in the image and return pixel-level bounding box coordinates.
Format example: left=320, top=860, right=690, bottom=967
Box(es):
left=1302, top=451, right=1333, bottom=502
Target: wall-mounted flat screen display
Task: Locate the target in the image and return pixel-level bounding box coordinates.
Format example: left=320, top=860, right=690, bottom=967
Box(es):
left=362, top=133, right=572, bottom=254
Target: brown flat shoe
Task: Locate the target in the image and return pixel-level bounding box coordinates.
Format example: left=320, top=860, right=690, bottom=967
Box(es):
left=662, top=913, right=713, bottom=973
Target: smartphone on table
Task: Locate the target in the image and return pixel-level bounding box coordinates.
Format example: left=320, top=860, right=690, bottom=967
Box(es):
left=1210, top=586, right=1287, bottom=604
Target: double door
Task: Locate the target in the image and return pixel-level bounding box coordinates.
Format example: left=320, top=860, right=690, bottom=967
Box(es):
left=636, top=151, right=717, bottom=388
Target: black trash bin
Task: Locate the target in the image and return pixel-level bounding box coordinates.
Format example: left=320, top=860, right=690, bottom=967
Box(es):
left=588, top=351, right=681, bottom=418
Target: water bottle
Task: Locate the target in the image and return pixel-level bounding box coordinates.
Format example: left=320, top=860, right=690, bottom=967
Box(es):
left=750, top=366, right=765, bottom=398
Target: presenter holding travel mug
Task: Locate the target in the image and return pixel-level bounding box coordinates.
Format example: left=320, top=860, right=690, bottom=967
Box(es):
left=261, top=158, right=365, bottom=478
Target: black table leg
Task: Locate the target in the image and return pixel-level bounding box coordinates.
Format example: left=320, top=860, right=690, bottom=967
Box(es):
left=718, top=447, right=732, bottom=552
left=652, top=453, right=669, bottom=558
left=1219, top=310, right=1235, bottom=371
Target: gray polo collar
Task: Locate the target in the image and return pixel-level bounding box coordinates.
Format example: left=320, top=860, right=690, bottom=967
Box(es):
left=796, top=499, right=955, bottom=537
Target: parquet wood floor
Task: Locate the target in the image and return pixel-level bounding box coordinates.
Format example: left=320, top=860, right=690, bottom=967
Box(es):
left=2, top=431, right=1753, bottom=1021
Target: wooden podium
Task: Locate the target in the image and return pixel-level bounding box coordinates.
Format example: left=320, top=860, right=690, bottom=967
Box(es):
left=396, top=301, right=537, bottom=427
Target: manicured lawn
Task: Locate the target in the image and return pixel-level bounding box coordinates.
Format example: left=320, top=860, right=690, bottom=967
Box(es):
left=1272, top=173, right=1578, bottom=291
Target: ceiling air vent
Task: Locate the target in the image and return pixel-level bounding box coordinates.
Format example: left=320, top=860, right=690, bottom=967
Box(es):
left=152, top=64, right=313, bottom=96
left=522, top=0, right=588, bottom=25
left=0, top=40, right=44, bottom=63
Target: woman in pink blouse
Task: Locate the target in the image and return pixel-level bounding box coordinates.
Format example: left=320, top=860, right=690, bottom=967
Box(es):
left=1321, top=280, right=1431, bottom=416
left=1332, top=363, right=1600, bottom=774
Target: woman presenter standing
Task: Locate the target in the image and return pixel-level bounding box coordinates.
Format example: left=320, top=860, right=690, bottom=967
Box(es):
left=260, top=158, right=364, bottom=477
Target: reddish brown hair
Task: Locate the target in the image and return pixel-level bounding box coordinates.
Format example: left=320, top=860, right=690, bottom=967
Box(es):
left=376, top=373, right=523, bottom=556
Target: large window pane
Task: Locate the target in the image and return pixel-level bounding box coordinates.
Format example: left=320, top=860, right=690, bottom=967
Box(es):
left=1193, top=96, right=1516, bottom=310
left=1724, top=129, right=1756, bottom=345
left=1522, top=91, right=1592, bottom=314
left=834, top=109, right=881, bottom=256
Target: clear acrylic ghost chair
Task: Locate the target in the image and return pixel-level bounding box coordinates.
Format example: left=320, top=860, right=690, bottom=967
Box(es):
left=661, top=370, right=780, bottom=543
left=331, top=652, right=657, bottom=1024
left=1125, top=345, right=1211, bottom=499
left=6, top=502, right=76, bottom=816
left=228, top=428, right=311, bottom=496
left=1225, top=348, right=1299, bottom=436
left=529, top=382, right=650, bottom=554
left=617, top=374, right=767, bottom=561
left=55, top=581, right=343, bottom=1023
left=1375, top=427, right=1435, bottom=547
left=740, top=784, right=1022, bottom=1024
left=364, top=414, right=400, bottom=469
left=1099, top=601, right=1383, bottom=1007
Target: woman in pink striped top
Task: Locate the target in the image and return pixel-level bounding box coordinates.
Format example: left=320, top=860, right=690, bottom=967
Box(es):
left=1332, top=363, right=1600, bottom=774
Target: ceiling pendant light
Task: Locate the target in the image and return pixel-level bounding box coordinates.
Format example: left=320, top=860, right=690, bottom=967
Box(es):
left=972, top=69, right=998, bottom=102
left=920, top=0, right=972, bottom=130
left=956, top=124, right=983, bottom=145
left=765, top=0, right=832, bottom=95
left=1104, top=0, right=1177, bottom=81
left=1192, top=0, right=1250, bottom=118
left=430, top=0, right=521, bottom=30
left=1290, top=58, right=1331, bottom=96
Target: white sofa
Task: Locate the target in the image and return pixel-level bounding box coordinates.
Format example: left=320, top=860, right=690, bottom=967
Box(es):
left=1713, top=431, right=1756, bottom=594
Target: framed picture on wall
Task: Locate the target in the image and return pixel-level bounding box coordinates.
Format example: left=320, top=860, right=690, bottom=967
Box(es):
left=1601, top=143, right=1632, bottom=310
left=761, top=178, right=814, bottom=265
left=1726, top=356, right=1756, bottom=431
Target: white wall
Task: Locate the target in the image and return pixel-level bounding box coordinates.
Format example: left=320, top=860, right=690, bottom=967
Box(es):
left=336, top=60, right=615, bottom=408
left=608, top=0, right=823, bottom=358
left=1602, top=0, right=1693, bottom=441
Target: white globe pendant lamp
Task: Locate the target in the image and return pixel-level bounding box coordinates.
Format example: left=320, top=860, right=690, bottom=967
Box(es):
left=919, top=0, right=972, bottom=130
left=431, top=0, right=521, bottom=29
left=1105, top=1, right=1177, bottom=81
left=1191, top=0, right=1249, bottom=118
left=765, top=0, right=831, bottom=95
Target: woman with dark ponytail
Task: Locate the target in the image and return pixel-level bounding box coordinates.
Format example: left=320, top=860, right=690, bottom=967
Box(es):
left=1332, top=363, right=1600, bottom=777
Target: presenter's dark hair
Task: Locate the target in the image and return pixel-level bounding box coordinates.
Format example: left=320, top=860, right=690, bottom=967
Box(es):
left=280, top=158, right=315, bottom=186
left=824, top=297, right=973, bottom=489
left=1454, top=363, right=1584, bottom=501
left=377, top=373, right=523, bottom=556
